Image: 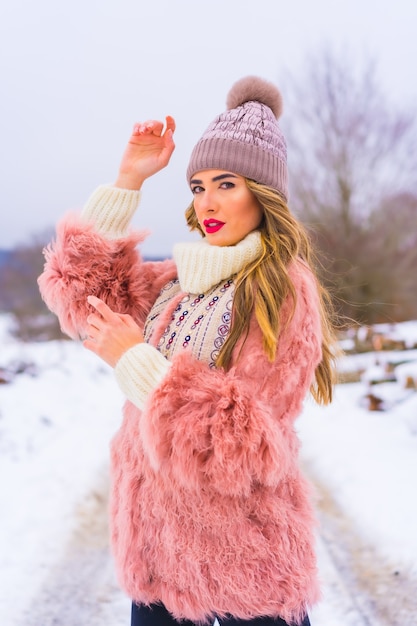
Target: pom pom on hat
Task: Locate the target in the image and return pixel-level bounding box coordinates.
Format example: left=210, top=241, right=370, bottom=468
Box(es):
left=226, top=76, right=283, bottom=119
left=187, top=75, right=288, bottom=200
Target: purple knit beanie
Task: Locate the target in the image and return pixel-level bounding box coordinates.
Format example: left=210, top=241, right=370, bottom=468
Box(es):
left=186, top=76, right=288, bottom=201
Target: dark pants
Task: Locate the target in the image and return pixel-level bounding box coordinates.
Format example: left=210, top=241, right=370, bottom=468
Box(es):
left=131, top=602, right=311, bottom=626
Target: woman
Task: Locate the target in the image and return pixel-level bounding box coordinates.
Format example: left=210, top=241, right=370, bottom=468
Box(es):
left=39, top=76, right=337, bottom=626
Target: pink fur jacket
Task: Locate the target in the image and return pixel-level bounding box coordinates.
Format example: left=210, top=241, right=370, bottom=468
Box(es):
left=38, top=201, right=323, bottom=625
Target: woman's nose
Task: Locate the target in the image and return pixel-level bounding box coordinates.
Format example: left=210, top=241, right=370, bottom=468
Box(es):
left=199, top=190, right=217, bottom=212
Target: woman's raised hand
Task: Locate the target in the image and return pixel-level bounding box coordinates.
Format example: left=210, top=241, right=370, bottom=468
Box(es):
left=115, top=115, right=176, bottom=190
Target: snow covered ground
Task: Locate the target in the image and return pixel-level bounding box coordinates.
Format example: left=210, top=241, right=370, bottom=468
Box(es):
left=1, top=315, right=417, bottom=626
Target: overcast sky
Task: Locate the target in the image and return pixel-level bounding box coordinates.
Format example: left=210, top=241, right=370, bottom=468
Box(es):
left=0, top=0, right=416, bottom=257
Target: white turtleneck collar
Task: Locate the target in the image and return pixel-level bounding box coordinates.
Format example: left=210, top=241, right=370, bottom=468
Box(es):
left=173, top=231, right=263, bottom=294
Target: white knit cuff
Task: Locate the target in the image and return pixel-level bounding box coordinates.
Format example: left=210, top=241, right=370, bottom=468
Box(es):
left=114, top=343, right=172, bottom=410
left=81, top=184, right=141, bottom=238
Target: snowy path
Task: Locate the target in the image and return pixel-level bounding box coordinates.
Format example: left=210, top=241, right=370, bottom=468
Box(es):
left=308, top=469, right=417, bottom=626
left=20, top=466, right=131, bottom=626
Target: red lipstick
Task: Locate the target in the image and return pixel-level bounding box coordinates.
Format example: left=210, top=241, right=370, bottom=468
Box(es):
left=203, top=219, right=225, bottom=234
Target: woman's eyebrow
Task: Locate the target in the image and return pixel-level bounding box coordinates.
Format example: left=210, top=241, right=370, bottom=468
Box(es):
left=190, top=173, right=238, bottom=185
left=212, top=173, right=238, bottom=182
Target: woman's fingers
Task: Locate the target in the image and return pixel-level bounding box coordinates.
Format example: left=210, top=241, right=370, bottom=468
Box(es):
left=83, top=298, right=144, bottom=367
left=86, top=312, right=102, bottom=331
left=87, top=295, right=115, bottom=322
left=133, top=116, right=176, bottom=138
left=165, top=115, right=176, bottom=134
left=86, top=297, right=137, bottom=333
left=133, top=120, right=164, bottom=136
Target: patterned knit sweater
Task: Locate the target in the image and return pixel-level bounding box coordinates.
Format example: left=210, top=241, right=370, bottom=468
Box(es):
left=38, top=184, right=323, bottom=625
left=143, top=277, right=235, bottom=367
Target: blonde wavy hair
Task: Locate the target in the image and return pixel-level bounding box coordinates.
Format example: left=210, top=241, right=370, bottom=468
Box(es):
left=185, top=179, right=338, bottom=405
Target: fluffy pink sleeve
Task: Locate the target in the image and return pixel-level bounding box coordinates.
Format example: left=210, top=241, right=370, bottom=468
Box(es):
left=138, top=262, right=323, bottom=497
left=37, top=214, right=176, bottom=339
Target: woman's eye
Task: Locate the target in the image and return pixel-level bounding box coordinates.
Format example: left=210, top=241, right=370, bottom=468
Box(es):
left=220, top=181, right=235, bottom=189
left=191, top=186, right=203, bottom=194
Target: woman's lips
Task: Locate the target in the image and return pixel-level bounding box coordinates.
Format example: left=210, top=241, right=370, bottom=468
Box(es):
left=203, top=219, right=225, bottom=234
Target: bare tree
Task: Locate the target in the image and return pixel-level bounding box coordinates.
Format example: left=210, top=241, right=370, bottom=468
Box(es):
left=283, top=49, right=417, bottom=324
left=365, top=192, right=417, bottom=321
